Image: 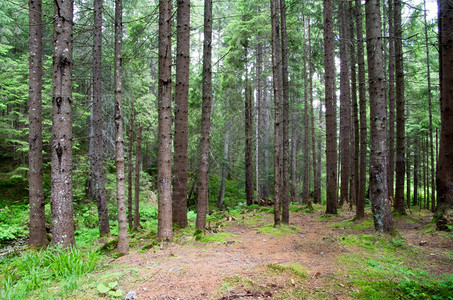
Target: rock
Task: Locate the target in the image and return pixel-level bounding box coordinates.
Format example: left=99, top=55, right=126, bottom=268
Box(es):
left=125, top=291, right=137, bottom=300
left=168, top=266, right=183, bottom=275
left=419, top=240, right=428, bottom=246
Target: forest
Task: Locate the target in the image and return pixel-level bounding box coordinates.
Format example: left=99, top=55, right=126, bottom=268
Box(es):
left=0, top=0, right=452, bottom=299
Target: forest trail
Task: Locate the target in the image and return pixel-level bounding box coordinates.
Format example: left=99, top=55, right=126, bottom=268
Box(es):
left=99, top=209, right=452, bottom=300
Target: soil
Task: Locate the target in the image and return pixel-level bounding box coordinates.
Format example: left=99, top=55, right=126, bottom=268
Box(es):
left=96, top=209, right=453, bottom=300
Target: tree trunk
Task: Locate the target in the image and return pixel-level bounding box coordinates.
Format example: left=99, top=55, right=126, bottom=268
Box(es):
left=51, top=0, right=75, bottom=247
left=92, top=0, right=110, bottom=237
left=280, top=0, right=290, bottom=223
left=262, top=78, right=271, bottom=201
left=365, top=0, right=394, bottom=233
left=271, top=0, right=282, bottom=226
left=218, top=98, right=229, bottom=209
left=406, top=138, right=411, bottom=209
left=114, top=0, right=129, bottom=253
left=435, top=0, right=453, bottom=224
left=387, top=0, right=396, bottom=200
left=256, top=23, right=262, bottom=204
left=323, top=0, right=337, bottom=214
left=339, top=0, right=351, bottom=209
left=349, top=0, right=359, bottom=211
left=127, top=98, right=134, bottom=229
left=196, top=0, right=213, bottom=231
left=413, top=143, right=418, bottom=207
left=291, top=113, right=297, bottom=204
left=158, top=0, right=173, bottom=240
left=134, top=126, right=142, bottom=229
left=172, top=0, right=190, bottom=227
left=245, top=50, right=254, bottom=206
left=356, top=0, right=367, bottom=219
left=28, top=0, right=48, bottom=247
left=424, top=0, right=436, bottom=213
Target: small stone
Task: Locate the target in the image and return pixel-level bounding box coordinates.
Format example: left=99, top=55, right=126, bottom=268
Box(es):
left=419, top=240, right=428, bottom=246
left=168, top=266, right=183, bottom=275
left=125, top=291, right=137, bottom=300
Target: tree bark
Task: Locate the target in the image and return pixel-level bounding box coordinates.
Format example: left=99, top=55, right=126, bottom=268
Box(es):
left=218, top=98, right=229, bottom=209
left=281, top=0, right=290, bottom=223
left=127, top=98, right=134, bottom=229
left=323, top=0, right=337, bottom=214
left=158, top=0, right=173, bottom=240
left=256, top=22, right=262, bottom=204
left=355, top=0, right=366, bottom=219
left=29, top=0, right=48, bottom=247
left=245, top=45, right=254, bottom=207
left=436, top=0, right=453, bottom=228
left=291, top=113, right=297, bottom=204
left=387, top=0, right=396, bottom=201
left=302, top=20, right=311, bottom=210
left=196, top=0, right=212, bottom=231
left=114, top=0, right=129, bottom=253
left=270, top=0, right=282, bottom=226
left=51, top=0, right=75, bottom=247
left=339, top=0, right=351, bottom=209
left=365, top=0, right=394, bottom=233
left=134, top=126, right=142, bottom=229
left=173, top=0, right=190, bottom=227
left=92, top=0, right=110, bottom=237
left=413, top=143, right=418, bottom=207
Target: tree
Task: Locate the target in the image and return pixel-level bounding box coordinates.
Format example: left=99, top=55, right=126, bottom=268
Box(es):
left=270, top=0, right=282, bottom=226
left=281, top=0, right=290, bottom=223
left=339, top=0, right=351, bottom=208
left=394, top=0, right=406, bottom=214
left=387, top=0, right=396, bottom=201
left=365, top=0, right=394, bottom=233
left=28, top=0, right=48, bottom=247
left=114, top=0, right=129, bottom=253
left=196, top=0, right=212, bottom=231
left=134, top=126, right=142, bottom=229
left=323, top=0, right=337, bottom=215
left=172, top=0, right=190, bottom=227
left=158, top=0, right=173, bottom=240
left=127, top=98, right=134, bottom=229
left=436, top=0, right=453, bottom=230
left=51, top=0, right=76, bottom=247
left=355, top=0, right=366, bottom=219
left=91, top=0, right=110, bottom=237
left=245, top=45, right=254, bottom=207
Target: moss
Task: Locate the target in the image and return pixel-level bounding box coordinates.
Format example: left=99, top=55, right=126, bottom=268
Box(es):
left=267, top=263, right=309, bottom=278
left=257, top=224, right=300, bottom=236
left=200, top=232, right=237, bottom=243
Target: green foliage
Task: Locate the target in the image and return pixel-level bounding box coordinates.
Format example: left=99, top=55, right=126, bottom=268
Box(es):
left=340, top=234, right=406, bottom=253
left=1, top=246, right=100, bottom=299
left=96, top=281, right=124, bottom=298
left=330, top=216, right=374, bottom=231
left=267, top=263, right=309, bottom=278
left=0, top=203, right=28, bottom=243
left=257, top=224, right=300, bottom=236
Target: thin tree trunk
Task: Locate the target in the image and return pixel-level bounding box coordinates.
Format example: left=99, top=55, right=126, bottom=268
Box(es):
left=262, top=82, right=271, bottom=200
left=28, top=0, right=48, bottom=247
left=413, top=142, right=418, bottom=207
left=196, top=0, right=213, bottom=231
left=291, top=113, right=297, bottom=204
left=281, top=0, right=290, bottom=223
left=127, top=98, right=134, bottom=229
left=356, top=0, right=367, bottom=219
left=394, top=0, right=405, bottom=214
left=114, top=0, right=129, bottom=253
left=387, top=0, right=396, bottom=200
left=158, top=0, right=173, bottom=240
left=134, top=126, right=142, bottom=229
left=172, top=0, right=190, bottom=227
left=365, top=0, right=394, bottom=233
left=317, top=103, right=323, bottom=205
left=256, top=24, right=262, bottom=204
left=339, top=0, right=351, bottom=208
left=406, top=138, right=411, bottom=209
left=92, top=0, right=110, bottom=236
left=323, top=0, right=337, bottom=214
left=349, top=0, right=359, bottom=211
left=51, top=0, right=75, bottom=247
left=245, top=48, right=254, bottom=207
left=302, top=21, right=312, bottom=210
left=218, top=98, right=229, bottom=209
left=271, top=0, right=282, bottom=226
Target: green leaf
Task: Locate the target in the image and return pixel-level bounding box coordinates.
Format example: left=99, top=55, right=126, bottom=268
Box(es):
left=96, top=282, right=110, bottom=294
left=108, top=281, right=118, bottom=289
left=109, top=289, right=124, bottom=297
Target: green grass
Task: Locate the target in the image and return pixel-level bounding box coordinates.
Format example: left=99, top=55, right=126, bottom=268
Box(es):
left=267, top=262, right=309, bottom=278
left=257, top=223, right=300, bottom=236
left=330, top=217, right=374, bottom=231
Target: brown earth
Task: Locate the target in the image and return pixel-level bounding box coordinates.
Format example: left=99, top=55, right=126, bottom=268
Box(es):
left=92, top=208, right=453, bottom=300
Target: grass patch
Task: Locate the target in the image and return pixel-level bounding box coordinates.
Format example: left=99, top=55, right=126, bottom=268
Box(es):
left=267, top=263, right=309, bottom=278
left=257, top=224, right=300, bottom=236
left=331, top=217, right=374, bottom=231
left=340, top=234, right=406, bottom=253
left=200, top=232, right=237, bottom=244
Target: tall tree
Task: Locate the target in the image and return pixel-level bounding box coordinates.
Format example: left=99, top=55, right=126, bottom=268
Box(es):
left=355, top=0, right=366, bottom=219
left=127, top=98, right=134, bottom=229
left=158, top=0, right=173, bottom=240
left=51, top=0, right=75, bottom=247
left=291, top=113, right=297, bottom=203
left=387, top=0, right=396, bottom=201
left=134, top=126, right=142, bottom=229
left=256, top=18, right=262, bottom=204
left=270, top=0, right=282, bottom=226
left=281, top=0, right=290, bottom=223
left=218, top=97, right=229, bottom=208
left=91, top=0, right=110, bottom=237
left=365, top=0, right=394, bottom=233
left=394, top=0, right=405, bottom=214
left=323, top=0, right=337, bottom=214
left=172, top=0, right=190, bottom=227
left=114, top=0, right=129, bottom=253
left=339, top=0, right=351, bottom=208
left=436, top=0, right=453, bottom=230
left=28, top=0, right=48, bottom=247
left=302, top=20, right=311, bottom=209
left=196, top=0, right=212, bottom=231
left=424, top=0, right=435, bottom=212
left=245, top=45, right=254, bottom=207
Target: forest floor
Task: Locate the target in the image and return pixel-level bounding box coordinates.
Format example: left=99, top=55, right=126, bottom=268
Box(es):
left=85, top=206, right=453, bottom=300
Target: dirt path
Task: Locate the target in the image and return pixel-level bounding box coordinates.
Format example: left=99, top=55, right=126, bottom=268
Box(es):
left=101, top=209, right=452, bottom=300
